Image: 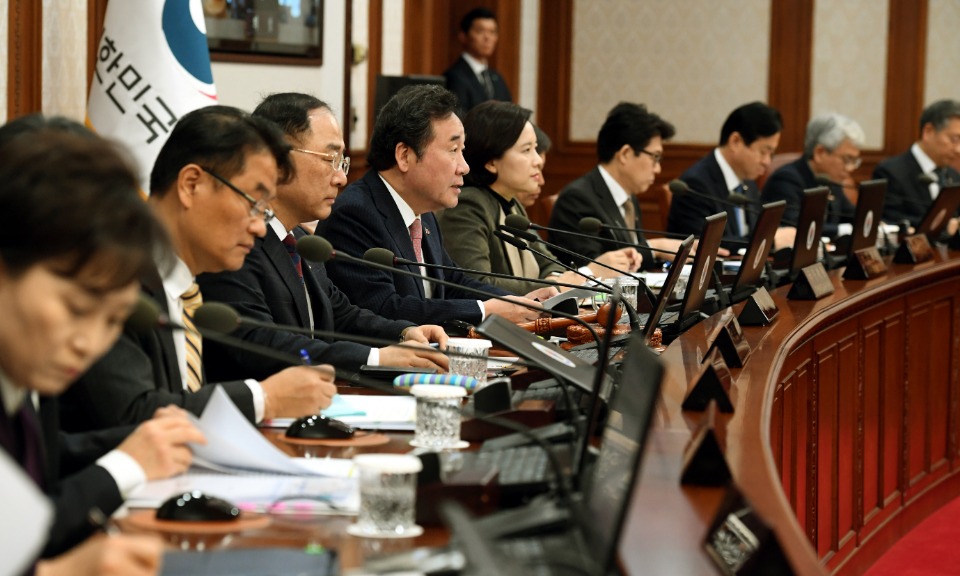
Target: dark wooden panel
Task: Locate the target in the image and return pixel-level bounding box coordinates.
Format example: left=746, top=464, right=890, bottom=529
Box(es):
left=883, top=0, right=929, bottom=152
left=7, top=0, right=43, bottom=118
left=768, top=0, right=814, bottom=152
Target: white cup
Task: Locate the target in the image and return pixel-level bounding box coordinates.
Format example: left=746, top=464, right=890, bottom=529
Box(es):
left=616, top=276, right=641, bottom=323
left=409, top=384, right=467, bottom=450
left=348, top=454, right=423, bottom=538
left=446, top=338, right=492, bottom=386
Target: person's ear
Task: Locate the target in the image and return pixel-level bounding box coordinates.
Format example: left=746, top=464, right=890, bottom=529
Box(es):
left=176, top=164, right=204, bottom=208
left=395, top=142, right=413, bottom=173
left=485, top=159, right=499, bottom=176
left=616, top=144, right=634, bottom=164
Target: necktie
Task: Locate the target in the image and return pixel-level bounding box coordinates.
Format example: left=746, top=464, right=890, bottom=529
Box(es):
left=409, top=218, right=424, bottom=263
left=733, top=184, right=750, bottom=237
left=481, top=69, right=495, bottom=99
left=14, top=403, right=44, bottom=489
left=622, top=199, right=639, bottom=244
left=282, top=233, right=303, bottom=281
left=181, top=283, right=203, bottom=392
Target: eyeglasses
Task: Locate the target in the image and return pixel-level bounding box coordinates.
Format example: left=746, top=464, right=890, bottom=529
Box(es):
left=200, top=167, right=275, bottom=223
left=637, top=149, right=663, bottom=165
left=834, top=153, right=862, bottom=170
left=292, top=148, right=351, bottom=176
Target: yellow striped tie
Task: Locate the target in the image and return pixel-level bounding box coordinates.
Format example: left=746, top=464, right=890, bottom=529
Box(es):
left=181, top=283, right=203, bottom=392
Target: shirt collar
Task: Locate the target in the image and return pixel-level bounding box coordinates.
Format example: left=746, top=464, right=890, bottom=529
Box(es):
left=714, top=148, right=743, bottom=192
left=0, top=367, right=27, bottom=417
left=380, top=174, right=419, bottom=228
left=597, top=165, right=631, bottom=207
left=161, top=255, right=195, bottom=301
left=461, top=52, right=487, bottom=76
left=268, top=217, right=289, bottom=241
left=911, top=142, right=938, bottom=175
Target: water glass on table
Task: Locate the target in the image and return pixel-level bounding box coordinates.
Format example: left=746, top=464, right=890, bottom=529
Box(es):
left=347, top=454, right=423, bottom=538
left=446, top=337, right=492, bottom=386
left=409, top=384, right=467, bottom=450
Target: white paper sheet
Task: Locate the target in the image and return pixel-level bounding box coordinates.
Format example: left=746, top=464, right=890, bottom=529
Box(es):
left=0, top=451, right=52, bottom=575
left=261, top=394, right=417, bottom=431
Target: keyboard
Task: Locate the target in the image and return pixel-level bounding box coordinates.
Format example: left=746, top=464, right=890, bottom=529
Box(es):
left=473, top=445, right=552, bottom=487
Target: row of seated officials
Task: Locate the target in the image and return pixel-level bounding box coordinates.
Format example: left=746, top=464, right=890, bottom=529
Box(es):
left=2, top=84, right=959, bottom=574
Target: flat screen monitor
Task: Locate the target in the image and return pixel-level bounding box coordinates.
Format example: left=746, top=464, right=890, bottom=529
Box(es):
left=788, top=186, right=830, bottom=273
left=730, top=201, right=786, bottom=302
left=643, top=235, right=695, bottom=345
left=678, top=212, right=727, bottom=323
left=917, top=184, right=960, bottom=238
left=847, top=179, right=887, bottom=256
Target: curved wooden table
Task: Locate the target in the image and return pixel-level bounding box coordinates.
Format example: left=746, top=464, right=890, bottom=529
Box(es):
left=620, top=247, right=960, bottom=575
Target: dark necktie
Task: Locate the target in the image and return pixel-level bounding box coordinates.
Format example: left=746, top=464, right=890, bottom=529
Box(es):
left=282, top=233, right=303, bottom=281
left=15, top=403, right=44, bottom=489
left=481, top=69, right=495, bottom=99
left=733, top=183, right=750, bottom=237
left=409, top=218, right=424, bottom=263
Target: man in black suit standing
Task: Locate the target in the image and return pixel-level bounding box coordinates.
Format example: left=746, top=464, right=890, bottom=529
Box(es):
left=62, top=106, right=337, bottom=433
left=548, top=102, right=686, bottom=270
left=198, top=93, right=449, bottom=381
left=668, top=102, right=793, bottom=251
left=443, top=8, right=512, bottom=114
left=762, top=112, right=862, bottom=239
left=874, top=99, right=960, bottom=233
left=318, top=85, right=551, bottom=327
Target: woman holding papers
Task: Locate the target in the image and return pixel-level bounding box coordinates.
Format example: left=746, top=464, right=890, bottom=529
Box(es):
left=0, top=117, right=206, bottom=575
left=437, top=101, right=640, bottom=293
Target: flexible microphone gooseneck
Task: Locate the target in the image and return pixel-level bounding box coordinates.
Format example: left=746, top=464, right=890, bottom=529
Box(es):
left=363, top=247, right=613, bottom=295
left=577, top=216, right=693, bottom=241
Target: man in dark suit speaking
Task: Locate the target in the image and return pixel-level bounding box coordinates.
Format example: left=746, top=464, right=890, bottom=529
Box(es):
left=873, top=99, right=960, bottom=233
left=318, top=85, right=550, bottom=327
left=668, top=102, right=794, bottom=251
left=443, top=7, right=512, bottom=114
left=198, top=93, right=449, bottom=381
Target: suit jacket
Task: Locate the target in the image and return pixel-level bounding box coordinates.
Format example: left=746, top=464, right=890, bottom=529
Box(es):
left=761, top=157, right=855, bottom=238
left=667, top=151, right=761, bottom=250
left=197, top=226, right=414, bottom=380
left=0, top=389, right=125, bottom=558
left=437, top=186, right=565, bottom=293
left=317, top=170, right=512, bottom=326
left=873, top=150, right=960, bottom=226
left=443, top=55, right=512, bottom=114
left=547, top=167, right=657, bottom=269
left=60, top=266, right=256, bottom=433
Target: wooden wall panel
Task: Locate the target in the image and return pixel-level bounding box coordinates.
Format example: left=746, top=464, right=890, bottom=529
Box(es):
left=7, top=0, right=42, bottom=118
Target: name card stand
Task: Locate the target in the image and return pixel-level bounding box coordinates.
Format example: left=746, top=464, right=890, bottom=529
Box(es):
left=738, top=286, right=779, bottom=326
left=703, top=486, right=795, bottom=575
left=786, top=262, right=835, bottom=300
left=894, top=234, right=934, bottom=264
left=682, top=349, right=734, bottom=413
left=707, top=314, right=751, bottom=368
left=680, top=401, right=732, bottom=487
left=843, top=246, right=888, bottom=280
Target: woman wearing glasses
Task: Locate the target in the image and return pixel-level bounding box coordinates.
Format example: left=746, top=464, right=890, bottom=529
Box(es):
left=437, top=101, right=640, bottom=294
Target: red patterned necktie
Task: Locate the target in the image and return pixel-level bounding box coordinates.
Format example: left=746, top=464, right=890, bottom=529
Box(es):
left=409, top=218, right=424, bottom=263
left=282, top=233, right=304, bottom=281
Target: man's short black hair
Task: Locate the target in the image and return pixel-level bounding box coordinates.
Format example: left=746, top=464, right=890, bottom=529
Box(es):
left=149, top=105, right=293, bottom=198
left=719, top=102, right=782, bottom=147
left=919, top=99, right=960, bottom=136
left=253, top=92, right=332, bottom=143
left=597, top=102, right=675, bottom=164
left=367, top=85, right=460, bottom=172
left=460, top=7, right=497, bottom=34
left=462, top=101, right=532, bottom=188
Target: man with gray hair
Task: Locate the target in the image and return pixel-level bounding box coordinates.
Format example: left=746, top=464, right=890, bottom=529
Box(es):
left=874, top=99, right=960, bottom=228
left=762, top=112, right=862, bottom=238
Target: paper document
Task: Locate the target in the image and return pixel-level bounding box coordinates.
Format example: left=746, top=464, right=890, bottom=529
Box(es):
left=191, top=386, right=338, bottom=475
left=0, top=451, right=52, bottom=575
left=261, top=394, right=417, bottom=431
left=128, top=458, right=359, bottom=513
left=542, top=286, right=600, bottom=310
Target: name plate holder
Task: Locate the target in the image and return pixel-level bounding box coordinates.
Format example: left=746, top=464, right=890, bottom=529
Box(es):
left=842, top=246, right=888, bottom=280
left=786, top=262, right=834, bottom=300
left=703, top=486, right=794, bottom=575
left=707, top=314, right=751, bottom=368
left=682, top=348, right=734, bottom=413
left=680, top=401, right=732, bottom=487
left=737, top=286, right=779, bottom=326
left=894, top=233, right=934, bottom=264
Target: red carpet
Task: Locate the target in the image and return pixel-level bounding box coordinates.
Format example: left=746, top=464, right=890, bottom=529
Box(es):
left=864, top=495, right=960, bottom=576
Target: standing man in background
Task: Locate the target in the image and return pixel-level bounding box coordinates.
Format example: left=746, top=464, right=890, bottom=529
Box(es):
left=443, top=7, right=512, bottom=114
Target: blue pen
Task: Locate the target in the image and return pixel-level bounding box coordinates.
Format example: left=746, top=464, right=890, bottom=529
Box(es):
left=299, top=348, right=311, bottom=366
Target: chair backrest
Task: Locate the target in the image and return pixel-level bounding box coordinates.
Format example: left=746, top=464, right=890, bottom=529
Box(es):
left=637, top=183, right=672, bottom=234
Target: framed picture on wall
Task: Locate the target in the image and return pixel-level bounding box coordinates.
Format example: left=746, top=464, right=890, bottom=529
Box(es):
left=202, top=0, right=323, bottom=65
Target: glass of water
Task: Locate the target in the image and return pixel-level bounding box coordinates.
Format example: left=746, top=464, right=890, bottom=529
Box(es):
left=446, top=338, right=492, bottom=386
left=409, top=384, right=467, bottom=450
left=615, top=276, right=640, bottom=324
left=347, top=454, right=423, bottom=538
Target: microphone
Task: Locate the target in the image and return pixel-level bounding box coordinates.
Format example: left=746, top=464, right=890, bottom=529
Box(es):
left=297, top=236, right=605, bottom=347
left=490, top=228, right=615, bottom=292
left=577, top=216, right=692, bottom=241
left=494, top=228, right=644, bottom=332
left=669, top=179, right=762, bottom=215
left=362, top=247, right=613, bottom=295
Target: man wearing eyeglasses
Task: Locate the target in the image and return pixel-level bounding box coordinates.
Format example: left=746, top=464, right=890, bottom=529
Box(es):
left=197, top=93, right=449, bottom=381
left=62, top=106, right=338, bottom=433
left=548, top=102, right=682, bottom=271
left=874, top=99, right=960, bottom=232
left=762, top=113, right=862, bottom=240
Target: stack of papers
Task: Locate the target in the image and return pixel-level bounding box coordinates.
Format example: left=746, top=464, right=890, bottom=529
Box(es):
left=262, top=394, right=417, bottom=431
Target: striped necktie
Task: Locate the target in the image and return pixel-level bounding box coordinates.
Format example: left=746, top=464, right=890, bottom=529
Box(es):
left=282, top=233, right=304, bottom=281
left=181, top=283, right=203, bottom=392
